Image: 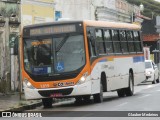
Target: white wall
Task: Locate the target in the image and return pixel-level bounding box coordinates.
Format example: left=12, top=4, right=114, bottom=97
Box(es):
left=54, top=0, right=140, bottom=23
left=54, top=0, right=94, bottom=20
left=54, top=0, right=117, bottom=21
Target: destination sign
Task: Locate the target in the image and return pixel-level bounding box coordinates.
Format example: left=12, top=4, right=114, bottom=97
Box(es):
left=31, top=40, right=51, bottom=46
left=30, top=25, right=76, bottom=36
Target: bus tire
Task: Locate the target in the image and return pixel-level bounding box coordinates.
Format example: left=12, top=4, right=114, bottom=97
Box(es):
left=125, top=73, right=134, bottom=96
left=152, top=75, right=156, bottom=84
left=42, top=98, right=53, bottom=108
left=93, top=82, right=103, bottom=103
left=83, top=95, right=91, bottom=103
left=156, top=76, right=159, bottom=83
left=117, top=89, right=125, bottom=97
left=75, top=96, right=83, bottom=104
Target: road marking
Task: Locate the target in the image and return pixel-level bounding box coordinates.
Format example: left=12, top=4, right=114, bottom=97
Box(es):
left=116, top=102, right=128, bottom=107
left=138, top=94, right=151, bottom=99
left=156, top=89, right=160, bottom=92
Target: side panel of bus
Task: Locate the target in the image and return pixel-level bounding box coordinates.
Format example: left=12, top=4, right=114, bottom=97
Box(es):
left=87, top=26, right=145, bottom=94
left=132, top=57, right=146, bottom=85
left=90, top=56, right=145, bottom=93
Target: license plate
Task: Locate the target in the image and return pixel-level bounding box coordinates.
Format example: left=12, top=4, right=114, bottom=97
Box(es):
left=50, top=93, right=63, bottom=98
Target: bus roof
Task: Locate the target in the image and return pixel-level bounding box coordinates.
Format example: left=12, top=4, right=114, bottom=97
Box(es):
left=83, top=20, right=141, bottom=30
left=23, top=20, right=141, bottom=30
left=23, top=21, right=82, bottom=29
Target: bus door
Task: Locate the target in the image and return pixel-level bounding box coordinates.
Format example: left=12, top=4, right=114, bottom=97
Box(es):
left=87, top=27, right=101, bottom=94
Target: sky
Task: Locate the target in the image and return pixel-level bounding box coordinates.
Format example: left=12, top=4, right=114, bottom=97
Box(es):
left=155, top=0, right=160, bottom=2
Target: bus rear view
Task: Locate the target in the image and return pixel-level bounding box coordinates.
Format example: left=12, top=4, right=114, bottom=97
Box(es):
left=22, top=21, right=91, bottom=108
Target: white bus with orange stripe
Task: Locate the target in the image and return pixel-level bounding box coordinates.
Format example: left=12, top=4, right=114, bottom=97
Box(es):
left=21, top=20, right=145, bottom=108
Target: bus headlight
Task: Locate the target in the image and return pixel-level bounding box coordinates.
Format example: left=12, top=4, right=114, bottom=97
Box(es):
left=24, top=78, right=35, bottom=89
left=147, top=71, right=152, bottom=75
left=77, top=72, right=88, bottom=85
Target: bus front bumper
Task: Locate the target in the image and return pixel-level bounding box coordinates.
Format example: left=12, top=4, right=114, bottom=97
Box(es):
left=24, top=80, right=92, bottom=100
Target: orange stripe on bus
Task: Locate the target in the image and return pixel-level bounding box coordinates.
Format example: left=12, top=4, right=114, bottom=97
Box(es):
left=91, top=54, right=144, bottom=71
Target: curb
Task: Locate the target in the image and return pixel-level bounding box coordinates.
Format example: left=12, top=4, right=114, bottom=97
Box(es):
left=2, top=102, right=42, bottom=112
left=1, top=98, right=74, bottom=112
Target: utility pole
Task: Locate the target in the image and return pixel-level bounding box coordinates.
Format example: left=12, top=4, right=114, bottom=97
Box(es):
left=10, top=37, right=15, bottom=91
left=5, top=17, right=11, bottom=92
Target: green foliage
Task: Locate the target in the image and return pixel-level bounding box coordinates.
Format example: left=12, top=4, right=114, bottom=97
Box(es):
left=126, top=0, right=160, bottom=17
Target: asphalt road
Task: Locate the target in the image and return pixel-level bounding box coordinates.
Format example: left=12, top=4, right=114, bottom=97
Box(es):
left=27, top=82, right=160, bottom=118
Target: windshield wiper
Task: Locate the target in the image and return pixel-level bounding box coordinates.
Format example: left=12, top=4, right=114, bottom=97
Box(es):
left=56, top=35, right=69, bottom=52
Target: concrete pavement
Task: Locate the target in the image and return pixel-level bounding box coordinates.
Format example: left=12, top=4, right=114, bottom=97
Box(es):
left=0, top=92, right=42, bottom=111
left=0, top=92, right=72, bottom=112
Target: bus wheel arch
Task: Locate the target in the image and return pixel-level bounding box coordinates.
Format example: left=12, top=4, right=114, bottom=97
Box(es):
left=93, top=72, right=106, bottom=103
left=93, top=81, right=103, bottom=103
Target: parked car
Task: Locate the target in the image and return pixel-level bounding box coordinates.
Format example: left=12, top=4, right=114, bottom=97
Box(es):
left=145, top=60, right=159, bottom=84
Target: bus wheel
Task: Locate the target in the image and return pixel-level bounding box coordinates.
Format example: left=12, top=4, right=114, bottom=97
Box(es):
left=42, top=98, right=53, bottom=108
left=152, top=75, right=156, bottom=84
left=117, top=89, right=125, bottom=97
left=93, top=82, right=103, bottom=103
left=156, top=76, right=159, bottom=83
left=75, top=96, right=83, bottom=104
left=125, top=73, right=134, bottom=96
left=83, top=95, right=91, bottom=103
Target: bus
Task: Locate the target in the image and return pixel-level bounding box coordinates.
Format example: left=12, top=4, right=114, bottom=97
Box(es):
left=21, top=20, right=146, bottom=108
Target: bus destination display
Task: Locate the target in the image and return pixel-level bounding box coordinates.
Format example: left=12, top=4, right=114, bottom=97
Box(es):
left=30, top=25, right=76, bottom=36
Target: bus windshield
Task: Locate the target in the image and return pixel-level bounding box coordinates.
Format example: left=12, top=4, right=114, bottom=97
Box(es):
left=23, top=34, right=86, bottom=75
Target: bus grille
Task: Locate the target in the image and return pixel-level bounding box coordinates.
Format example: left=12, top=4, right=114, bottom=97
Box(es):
left=38, top=88, right=73, bottom=97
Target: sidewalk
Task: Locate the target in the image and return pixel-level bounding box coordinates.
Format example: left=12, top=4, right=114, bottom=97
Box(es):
left=0, top=92, right=42, bottom=112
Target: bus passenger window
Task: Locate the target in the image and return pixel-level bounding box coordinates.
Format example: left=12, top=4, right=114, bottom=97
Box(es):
left=119, top=30, right=128, bottom=53
left=135, top=42, right=142, bottom=52
left=112, top=30, right=121, bottom=53
left=126, top=31, right=135, bottom=52
left=133, top=31, right=142, bottom=52
left=95, top=29, right=105, bottom=54
left=104, top=30, right=113, bottom=53
left=134, top=31, right=140, bottom=41
left=89, top=39, right=96, bottom=57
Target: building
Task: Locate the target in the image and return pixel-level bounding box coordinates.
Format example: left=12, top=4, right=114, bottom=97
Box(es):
left=0, top=0, right=55, bottom=93
left=54, top=0, right=144, bottom=24
left=54, top=0, right=92, bottom=20
left=21, top=0, right=54, bottom=27
left=142, top=16, right=160, bottom=66
left=11, top=0, right=54, bottom=92
left=0, top=0, right=21, bottom=93
left=95, top=0, right=131, bottom=22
